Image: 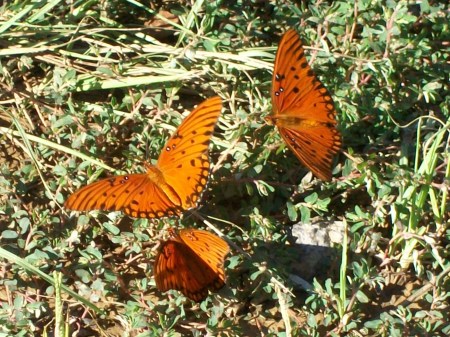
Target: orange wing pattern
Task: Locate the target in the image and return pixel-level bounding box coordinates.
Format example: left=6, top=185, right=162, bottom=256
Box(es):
left=267, top=29, right=341, bottom=181
left=154, top=228, right=230, bottom=302
left=65, top=97, right=222, bottom=218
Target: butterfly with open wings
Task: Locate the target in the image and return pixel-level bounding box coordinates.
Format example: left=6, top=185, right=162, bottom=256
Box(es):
left=65, top=97, right=222, bottom=218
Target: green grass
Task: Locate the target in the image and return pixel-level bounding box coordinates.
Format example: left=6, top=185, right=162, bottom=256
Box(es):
left=1, top=0, right=449, bottom=336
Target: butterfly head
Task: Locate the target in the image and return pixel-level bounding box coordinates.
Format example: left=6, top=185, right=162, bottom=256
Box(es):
left=264, top=115, right=275, bottom=126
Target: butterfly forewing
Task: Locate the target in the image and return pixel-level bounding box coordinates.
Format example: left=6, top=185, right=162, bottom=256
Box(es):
left=178, top=229, right=230, bottom=284
left=64, top=173, right=179, bottom=218
left=157, top=96, right=222, bottom=209
left=270, top=29, right=341, bottom=181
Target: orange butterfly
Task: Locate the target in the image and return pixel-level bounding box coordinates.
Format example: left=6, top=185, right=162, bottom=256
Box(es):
left=154, top=228, right=230, bottom=302
left=266, top=29, right=341, bottom=181
left=65, top=97, right=222, bottom=218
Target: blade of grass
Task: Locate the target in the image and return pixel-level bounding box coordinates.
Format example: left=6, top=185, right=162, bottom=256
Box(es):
left=400, top=125, right=449, bottom=269
left=0, top=126, right=114, bottom=172
left=338, top=218, right=348, bottom=319
left=0, top=247, right=102, bottom=314
left=0, top=2, right=37, bottom=35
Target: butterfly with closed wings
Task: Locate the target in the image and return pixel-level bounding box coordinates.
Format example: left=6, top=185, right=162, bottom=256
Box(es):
left=65, top=96, right=222, bottom=218
left=154, top=228, right=230, bottom=302
left=266, top=29, right=341, bottom=181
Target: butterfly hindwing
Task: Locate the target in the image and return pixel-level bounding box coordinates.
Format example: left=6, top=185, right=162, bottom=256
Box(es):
left=279, top=126, right=341, bottom=181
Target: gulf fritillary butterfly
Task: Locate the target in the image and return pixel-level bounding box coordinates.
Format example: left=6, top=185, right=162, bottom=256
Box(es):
left=65, top=96, right=222, bottom=218
left=154, top=228, right=230, bottom=302
left=266, top=29, right=341, bottom=181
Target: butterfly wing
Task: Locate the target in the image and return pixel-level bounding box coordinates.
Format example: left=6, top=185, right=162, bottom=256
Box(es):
left=278, top=126, right=341, bottom=181
left=154, top=230, right=229, bottom=302
left=178, top=229, right=230, bottom=288
left=64, top=173, right=182, bottom=218
left=157, top=96, right=222, bottom=209
left=270, top=29, right=341, bottom=181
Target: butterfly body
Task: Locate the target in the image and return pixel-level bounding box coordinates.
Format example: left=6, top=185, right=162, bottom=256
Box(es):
left=268, top=115, right=327, bottom=128
left=145, top=165, right=181, bottom=207
left=269, top=29, right=341, bottom=181
left=154, top=228, right=229, bottom=302
left=65, top=97, right=222, bottom=218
